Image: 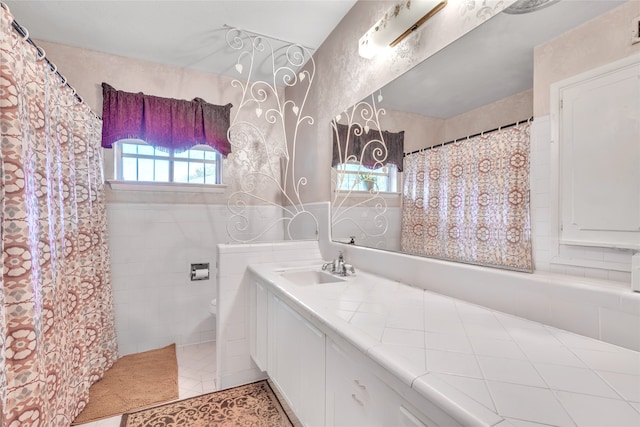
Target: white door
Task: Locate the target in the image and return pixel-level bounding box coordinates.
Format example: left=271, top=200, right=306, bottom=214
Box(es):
left=559, top=56, right=640, bottom=249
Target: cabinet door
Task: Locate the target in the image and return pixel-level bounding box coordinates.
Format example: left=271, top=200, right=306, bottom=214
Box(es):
left=249, top=281, right=268, bottom=371
left=272, top=296, right=300, bottom=408
left=326, top=338, right=437, bottom=427
left=326, top=339, right=371, bottom=427
left=271, top=295, right=325, bottom=427
left=297, top=315, right=326, bottom=427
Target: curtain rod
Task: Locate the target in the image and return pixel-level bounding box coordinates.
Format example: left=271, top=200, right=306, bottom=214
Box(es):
left=403, top=116, right=533, bottom=157
left=223, top=24, right=316, bottom=52
left=0, top=2, right=100, bottom=120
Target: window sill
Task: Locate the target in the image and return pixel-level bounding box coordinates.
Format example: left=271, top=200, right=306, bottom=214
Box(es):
left=336, top=190, right=401, bottom=199
left=106, top=180, right=227, bottom=194
left=550, top=256, right=632, bottom=273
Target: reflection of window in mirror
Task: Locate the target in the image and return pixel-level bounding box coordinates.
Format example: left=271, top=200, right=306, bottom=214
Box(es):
left=336, top=163, right=398, bottom=193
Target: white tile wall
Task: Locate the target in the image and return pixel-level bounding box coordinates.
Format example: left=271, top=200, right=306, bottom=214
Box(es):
left=107, top=203, right=284, bottom=356
left=216, top=241, right=323, bottom=390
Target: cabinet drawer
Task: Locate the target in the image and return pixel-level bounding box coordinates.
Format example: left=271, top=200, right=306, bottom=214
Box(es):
left=326, top=339, right=371, bottom=427
left=326, top=337, right=443, bottom=427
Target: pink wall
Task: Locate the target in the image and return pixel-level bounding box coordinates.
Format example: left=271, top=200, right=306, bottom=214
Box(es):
left=444, top=89, right=533, bottom=142
left=36, top=39, right=285, bottom=206
left=533, top=1, right=640, bottom=117
left=369, top=89, right=533, bottom=154
left=378, top=109, right=444, bottom=153
left=35, top=40, right=240, bottom=123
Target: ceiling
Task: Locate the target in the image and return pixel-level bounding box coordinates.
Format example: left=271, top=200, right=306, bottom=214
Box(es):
left=3, top=0, right=357, bottom=81
left=378, top=0, right=625, bottom=119
left=3, top=0, right=626, bottom=116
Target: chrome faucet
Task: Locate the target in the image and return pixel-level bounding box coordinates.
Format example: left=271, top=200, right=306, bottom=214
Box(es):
left=322, top=251, right=356, bottom=277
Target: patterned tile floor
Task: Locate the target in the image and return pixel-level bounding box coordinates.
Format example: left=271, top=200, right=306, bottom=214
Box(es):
left=80, top=341, right=217, bottom=427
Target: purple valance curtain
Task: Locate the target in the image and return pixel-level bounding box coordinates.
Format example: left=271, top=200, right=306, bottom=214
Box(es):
left=332, top=123, right=404, bottom=172
left=101, top=83, right=233, bottom=156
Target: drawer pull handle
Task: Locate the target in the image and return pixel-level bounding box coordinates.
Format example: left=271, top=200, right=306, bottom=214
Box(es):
left=351, top=393, right=364, bottom=406
left=354, top=380, right=366, bottom=390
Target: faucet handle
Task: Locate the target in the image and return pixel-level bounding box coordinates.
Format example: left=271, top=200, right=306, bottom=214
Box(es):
left=343, top=263, right=355, bottom=275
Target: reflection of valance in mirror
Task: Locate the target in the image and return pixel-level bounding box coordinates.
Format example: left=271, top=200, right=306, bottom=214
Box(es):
left=101, top=83, right=233, bottom=155
left=332, top=123, right=404, bottom=171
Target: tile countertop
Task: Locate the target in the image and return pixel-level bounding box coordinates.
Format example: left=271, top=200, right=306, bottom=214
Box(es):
left=249, top=262, right=640, bottom=427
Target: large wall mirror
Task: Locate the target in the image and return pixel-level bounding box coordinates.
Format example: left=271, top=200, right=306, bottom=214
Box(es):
left=330, top=1, right=624, bottom=271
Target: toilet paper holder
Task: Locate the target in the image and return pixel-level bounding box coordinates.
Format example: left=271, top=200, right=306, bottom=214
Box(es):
left=190, top=263, right=210, bottom=281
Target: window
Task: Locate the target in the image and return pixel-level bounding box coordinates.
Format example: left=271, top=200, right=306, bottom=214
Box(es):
left=115, top=140, right=222, bottom=185
left=336, top=163, right=398, bottom=192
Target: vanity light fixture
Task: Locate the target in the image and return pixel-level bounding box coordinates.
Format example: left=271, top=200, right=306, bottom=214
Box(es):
left=358, top=0, right=447, bottom=59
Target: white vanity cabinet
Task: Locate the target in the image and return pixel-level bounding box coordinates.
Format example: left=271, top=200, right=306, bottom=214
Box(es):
left=251, top=278, right=325, bottom=427
left=326, top=337, right=436, bottom=427
left=249, top=275, right=459, bottom=427
left=325, top=338, right=370, bottom=426
left=270, top=293, right=326, bottom=427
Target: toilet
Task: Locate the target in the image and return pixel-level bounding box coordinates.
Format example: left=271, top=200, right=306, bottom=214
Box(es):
left=209, top=298, right=217, bottom=316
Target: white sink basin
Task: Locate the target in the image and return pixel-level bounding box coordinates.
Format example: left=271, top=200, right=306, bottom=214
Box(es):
left=280, top=270, right=345, bottom=286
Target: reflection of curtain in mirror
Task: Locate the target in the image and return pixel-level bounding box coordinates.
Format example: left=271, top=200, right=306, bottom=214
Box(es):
left=401, top=123, right=533, bottom=271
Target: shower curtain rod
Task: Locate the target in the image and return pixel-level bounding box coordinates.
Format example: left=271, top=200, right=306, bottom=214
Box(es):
left=0, top=2, right=100, bottom=119
left=403, top=116, right=534, bottom=157
left=223, top=24, right=316, bottom=51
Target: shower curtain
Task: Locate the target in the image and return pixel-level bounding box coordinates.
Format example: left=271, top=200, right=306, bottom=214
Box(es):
left=1, top=7, right=117, bottom=426
left=401, top=123, right=533, bottom=271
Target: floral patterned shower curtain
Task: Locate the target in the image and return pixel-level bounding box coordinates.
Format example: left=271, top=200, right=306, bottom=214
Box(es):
left=401, top=123, right=533, bottom=271
left=1, top=7, right=118, bottom=426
